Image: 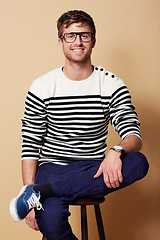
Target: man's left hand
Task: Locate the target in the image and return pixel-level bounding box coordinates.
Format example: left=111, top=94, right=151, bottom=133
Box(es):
left=94, top=150, right=123, bottom=188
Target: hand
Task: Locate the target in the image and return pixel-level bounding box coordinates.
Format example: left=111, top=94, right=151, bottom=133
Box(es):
left=94, top=150, right=123, bottom=188
left=25, top=209, right=39, bottom=231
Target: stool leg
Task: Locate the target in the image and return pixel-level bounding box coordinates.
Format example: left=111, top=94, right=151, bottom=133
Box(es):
left=81, top=205, right=88, bottom=240
left=94, top=204, right=106, bottom=240
left=42, top=236, right=47, bottom=240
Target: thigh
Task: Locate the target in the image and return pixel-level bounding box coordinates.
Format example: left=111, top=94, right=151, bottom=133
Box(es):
left=49, top=160, right=107, bottom=200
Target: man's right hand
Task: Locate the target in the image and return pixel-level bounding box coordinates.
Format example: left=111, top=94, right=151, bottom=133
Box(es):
left=22, top=159, right=39, bottom=231
left=25, top=209, right=39, bottom=231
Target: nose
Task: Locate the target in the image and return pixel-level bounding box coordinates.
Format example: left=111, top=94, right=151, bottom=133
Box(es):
left=74, top=34, right=82, bottom=44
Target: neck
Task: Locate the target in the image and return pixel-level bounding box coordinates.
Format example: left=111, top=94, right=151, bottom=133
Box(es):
left=63, top=60, right=93, bottom=81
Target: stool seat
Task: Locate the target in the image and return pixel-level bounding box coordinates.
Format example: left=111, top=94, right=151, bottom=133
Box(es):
left=42, top=197, right=106, bottom=240
left=70, top=197, right=105, bottom=205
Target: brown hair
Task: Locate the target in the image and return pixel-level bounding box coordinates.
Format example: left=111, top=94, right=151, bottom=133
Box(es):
left=57, top=10, right=96, bottom=38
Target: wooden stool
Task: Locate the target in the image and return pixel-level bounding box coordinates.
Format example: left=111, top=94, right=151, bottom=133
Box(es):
left=42, top=197, right=106, bottom=240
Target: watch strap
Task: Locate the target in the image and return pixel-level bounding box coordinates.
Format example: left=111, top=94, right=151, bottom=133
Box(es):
left=110, top=146, right=125, bottom=157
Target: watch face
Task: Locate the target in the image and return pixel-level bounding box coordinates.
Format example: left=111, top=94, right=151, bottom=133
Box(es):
left=114, top=146, right=123, bottom=151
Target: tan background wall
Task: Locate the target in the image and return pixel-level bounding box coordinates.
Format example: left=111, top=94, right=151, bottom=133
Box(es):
left=1, top=0, right=159, bottom=239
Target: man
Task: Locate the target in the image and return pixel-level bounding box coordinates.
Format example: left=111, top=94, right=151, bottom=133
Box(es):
left=10, top=10, right=149, bottom=240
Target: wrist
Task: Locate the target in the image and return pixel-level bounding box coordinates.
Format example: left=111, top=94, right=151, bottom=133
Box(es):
left=104, top=148, right=122, bottom=162
left=108, top=149, right=121, bottom=156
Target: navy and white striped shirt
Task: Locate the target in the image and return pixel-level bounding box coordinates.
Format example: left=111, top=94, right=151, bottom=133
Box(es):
left=21, top=66, right=141, bottom=165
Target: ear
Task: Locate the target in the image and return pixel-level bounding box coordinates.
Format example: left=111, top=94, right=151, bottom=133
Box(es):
left=58, top=38, right=63, bottom=49
left=92, top=37, right=96, bottom=48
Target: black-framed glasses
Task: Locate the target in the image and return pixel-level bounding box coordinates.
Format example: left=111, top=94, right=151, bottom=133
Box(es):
left=60, top=32, right=94, bottom=43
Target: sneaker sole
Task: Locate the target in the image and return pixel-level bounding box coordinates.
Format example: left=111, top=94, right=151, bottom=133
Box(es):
left=9, top=185, right=27, bottom=222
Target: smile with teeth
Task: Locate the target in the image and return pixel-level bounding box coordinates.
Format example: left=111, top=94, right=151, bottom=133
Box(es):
left=72, top=48, right=84, bottom=52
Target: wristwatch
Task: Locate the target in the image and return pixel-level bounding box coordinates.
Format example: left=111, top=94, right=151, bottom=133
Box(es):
left=110, top=145, right=125, bottom=156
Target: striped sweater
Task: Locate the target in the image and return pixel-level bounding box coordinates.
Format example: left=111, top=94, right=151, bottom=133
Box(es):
left=21, top=66, right=141, bottom=165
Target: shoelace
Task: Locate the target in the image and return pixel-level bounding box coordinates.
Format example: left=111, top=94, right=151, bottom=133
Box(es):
left=27, top=192, right=44, bottom=211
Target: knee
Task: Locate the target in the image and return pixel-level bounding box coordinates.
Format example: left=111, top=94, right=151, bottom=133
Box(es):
left=129, top=152, right=149, bottom=179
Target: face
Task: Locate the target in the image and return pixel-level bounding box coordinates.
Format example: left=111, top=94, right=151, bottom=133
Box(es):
left=58, top=23, right=96, bottom=64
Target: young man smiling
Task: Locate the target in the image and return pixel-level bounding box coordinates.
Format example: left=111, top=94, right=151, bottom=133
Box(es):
left=10, top=10, right=149, bottom=240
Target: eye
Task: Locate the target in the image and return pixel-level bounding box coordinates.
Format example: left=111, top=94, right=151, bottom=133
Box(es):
left=66, top=33, right=75, bottom=40
left=81, top=33, right=92, bottom=42
left=81, top=33, right=89, bottom=39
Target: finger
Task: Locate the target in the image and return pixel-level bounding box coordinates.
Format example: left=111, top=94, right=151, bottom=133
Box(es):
left=25, top=214, right=38, bottom=231
left=25, top=218, right=29, bottom=225
left=28, top=219, right=39, bottom=231
left=34, top=220, right=39, bottom=231
left=113, top=171, right=122, bottom=188
left=103, top=172, right=112, bottom=188
left=33, top=219, right=39, bottom=231
left=94, top=166, right=103, bottom=178
left=34, top=215, right=39, bottom=231
left=118, top=169, right=123, bottom=183
left=108, top=173, right=117, bottom=188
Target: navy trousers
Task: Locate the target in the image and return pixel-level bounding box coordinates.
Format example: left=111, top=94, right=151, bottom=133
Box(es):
left=34, top=152, right=149, bottom=240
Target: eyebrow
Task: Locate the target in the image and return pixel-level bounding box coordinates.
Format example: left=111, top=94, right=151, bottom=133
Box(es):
left=64, top=32, right=91, bottom=34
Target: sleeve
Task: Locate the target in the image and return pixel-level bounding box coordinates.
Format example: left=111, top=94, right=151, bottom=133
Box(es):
left=21, top=91, right=47, bottom=160
left=109, top=78, right=141, bottom=140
